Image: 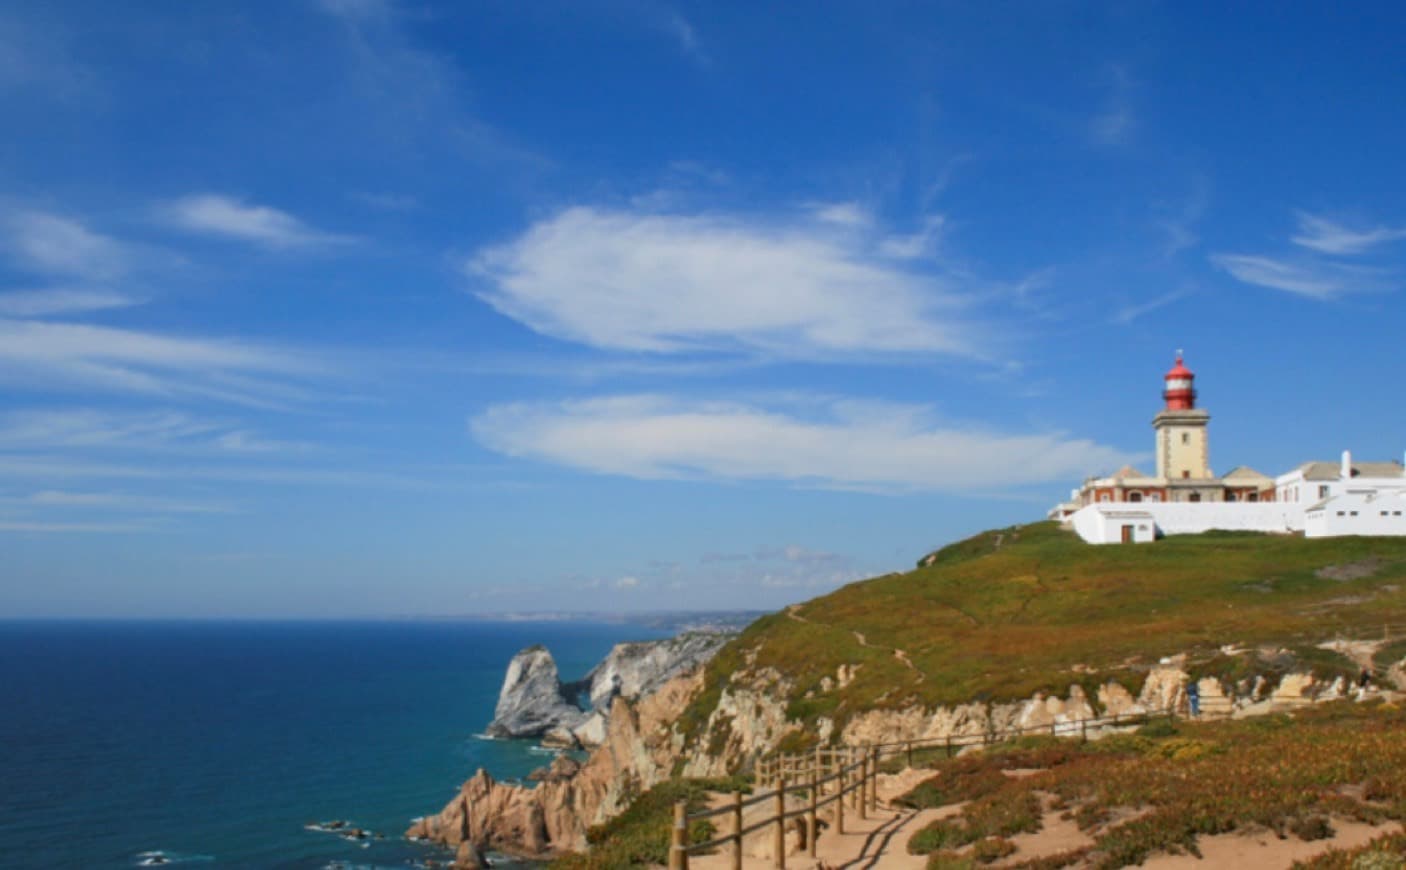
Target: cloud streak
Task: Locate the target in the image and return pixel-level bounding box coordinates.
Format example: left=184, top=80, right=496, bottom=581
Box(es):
left=1291, top=212, right=1406, bottom=256
left=163, top=194, right=351, bottom=249
left=469, top=205, right=990, bottom=360
left=0, top=287, right=141, bottom=317
left=1210, top=253, right=1382, bottom=299
left=0, top=318, right=321, bottom=405
left=471, top=394, right=1136, bottom=493
left=4, top=211, right=131, bottom=280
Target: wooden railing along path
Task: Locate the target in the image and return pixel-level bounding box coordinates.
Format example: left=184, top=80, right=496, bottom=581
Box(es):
left=669, top=707, right=1175, bottom=870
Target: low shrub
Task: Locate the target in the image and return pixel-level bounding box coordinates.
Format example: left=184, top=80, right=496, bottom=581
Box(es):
left=971, top=836, right=1018, bottom=863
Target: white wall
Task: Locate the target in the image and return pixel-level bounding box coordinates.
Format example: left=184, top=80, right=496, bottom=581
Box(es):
left=1070, top=502, right=1303, bottom=544
left=1070, top=506, right=1156, bottom=544
left=1140, top=502, right=1304, bottom=535
left=1306, top=490, right=1406, bottom=538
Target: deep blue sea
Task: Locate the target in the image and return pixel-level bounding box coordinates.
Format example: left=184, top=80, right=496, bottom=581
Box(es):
left=0, top=620, right=669, bottom=869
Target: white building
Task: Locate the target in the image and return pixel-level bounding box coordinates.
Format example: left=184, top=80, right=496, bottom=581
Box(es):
left=1288, top=451, right=1406, bottom=538
left=1056, top=357, right=1406, bottom=544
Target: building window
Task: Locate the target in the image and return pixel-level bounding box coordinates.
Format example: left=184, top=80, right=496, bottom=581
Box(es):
left=1150, top=493, right=1162, bottom=502
left=1248, top=493, right=1259, bottom=502
left=1099, top=494, right=1110, bottom=503
left=1182, top=471, right=1190, bottom=479
left=1189, top=493, right=1202, bottom=503
left=1395, top=511, right=1403, bottom=516
left=1337, top=511, right=1346, bottom=517
left=1129, top=492, right=1143, bottom=502
left=1181, top=432, right=1190, bottom=445
left=1319, top=485, right=1330, bottom=498
left=1350, top=511, right=1359, bottom=517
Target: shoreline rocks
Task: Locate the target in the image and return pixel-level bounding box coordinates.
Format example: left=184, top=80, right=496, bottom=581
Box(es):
left=484, top=645, right=587, bottom=741
left=484, top=632, right=733, bottom=748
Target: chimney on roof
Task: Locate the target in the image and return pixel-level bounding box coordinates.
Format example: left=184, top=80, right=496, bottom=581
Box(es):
left=1341, top=449, right=1352, bottom=480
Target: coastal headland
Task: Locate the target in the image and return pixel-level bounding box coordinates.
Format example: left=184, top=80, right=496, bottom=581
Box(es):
left=411, top=522, right=1406, bottom=867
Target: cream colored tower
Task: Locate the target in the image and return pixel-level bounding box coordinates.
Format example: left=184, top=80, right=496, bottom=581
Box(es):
left=1152, top=354, right=1212, bottom=481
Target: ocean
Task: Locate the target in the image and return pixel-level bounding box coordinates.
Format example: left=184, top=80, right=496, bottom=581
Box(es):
left=0, top=620, right=670, bottom=869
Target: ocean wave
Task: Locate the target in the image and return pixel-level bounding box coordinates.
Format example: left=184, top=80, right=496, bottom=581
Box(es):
left=134, top=851, right=214, bottom=866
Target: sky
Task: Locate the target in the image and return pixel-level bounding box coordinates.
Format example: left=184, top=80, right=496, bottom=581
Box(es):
left=3, top=1, right=1406, bottom=617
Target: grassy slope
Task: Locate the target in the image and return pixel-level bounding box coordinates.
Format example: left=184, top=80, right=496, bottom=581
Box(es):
left=686, top=523, right=1406, bottom=739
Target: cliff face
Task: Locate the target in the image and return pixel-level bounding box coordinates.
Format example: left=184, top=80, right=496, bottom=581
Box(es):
left=409, top=671, right=699, bottom=857
left=584, top=632, right=730, bottom=711
left=484, top=632, right=733, bottom=748
left=484, top=646, right=586, bottom=740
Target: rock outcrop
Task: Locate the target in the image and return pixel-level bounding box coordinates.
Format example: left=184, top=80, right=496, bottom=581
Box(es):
left=484, top=646, right=586, bottom=740
left=409, top=671, right=700, bottom=859
left=584, top=632, right=731, bottom=711
left=485, top=632, right=733, bottom=747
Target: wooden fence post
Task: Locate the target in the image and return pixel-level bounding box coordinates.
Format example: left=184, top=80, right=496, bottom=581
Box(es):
left=808, top=769, right=818, bottom=858
left=870, top=747, right=879, bottom=812
left=774, top=776, right=786, bottom=870
left=1080, top=718, right=1087, bottom=743
left=670, top=800, right=688, bottom=870
left=945, top=735, right=952, bottom=759
left=849, top=753, right=860, bottom=820
left=732, top=790, right=743, bottom=870
left=906, top=740, right=913, bottom=768
left=836, top=757, right=845, bottom=835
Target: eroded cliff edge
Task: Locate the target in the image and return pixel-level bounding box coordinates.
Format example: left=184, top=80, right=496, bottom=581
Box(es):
left=410, top=523, right=1406, bottom=862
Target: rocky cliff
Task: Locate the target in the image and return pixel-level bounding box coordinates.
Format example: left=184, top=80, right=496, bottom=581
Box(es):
left=484, top=632, right=732, bottom=748
left=409, top=670, right=699, bottom=858
left=583, top=631, right=730, bottom=711
left=415, top=523, right=1406, bottom=864
left=483, top=645, right=586, bottom=741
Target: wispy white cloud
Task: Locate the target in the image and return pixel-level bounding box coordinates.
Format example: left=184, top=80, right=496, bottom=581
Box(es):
left=0, top=318, right=320, bottom=405
left=0, top=520, right=152, bottom=534
left=471, top=394, right=1136, bottom=493
left=1209, top=253, right=1383, bottom=300
left=663, top=11, right=708, bottom=65
left=3, top=211, right=131, bottom=280
left=0, top=287, right=141, bottom=317
left=1112, top=287, right=1192, bottom=325
left=468, top=205, right=991, bottom=360
left=878, top=215, right=946, bottom=260
left=19, top=490, right=234, bottom=514
left=614, top=575, right=641, bottom=590
left=1089, top=65, right=1135, bottom=146
left=163, top=194, right=351, bottom=249
left=1291, top=212, right=1406, bottom=256
left=0, top=409, right=222, bottom=449
left=0, top=409, right=315, bottom=457
left=315, top=0, right=550, bottom=175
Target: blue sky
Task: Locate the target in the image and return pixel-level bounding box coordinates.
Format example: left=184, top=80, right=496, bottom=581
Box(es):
left=3, top=1, right=1405, bottom=617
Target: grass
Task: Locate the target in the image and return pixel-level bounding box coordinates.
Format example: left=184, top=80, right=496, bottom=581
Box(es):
left=895, top=700, right=1406, bottom=868
left=678, top=522, right=1406, bottom=743
left=549, top=776, right=748, bottom=870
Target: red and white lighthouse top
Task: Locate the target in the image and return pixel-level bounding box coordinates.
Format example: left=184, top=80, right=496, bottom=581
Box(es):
left=1163, top=352, right=1196, bottom=410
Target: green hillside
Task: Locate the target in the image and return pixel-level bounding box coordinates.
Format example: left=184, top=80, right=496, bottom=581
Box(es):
left=684, top=523, right=1406, bottom=741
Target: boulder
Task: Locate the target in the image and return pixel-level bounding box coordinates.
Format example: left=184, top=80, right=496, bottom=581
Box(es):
left=485, top=646, right=588, bottom=739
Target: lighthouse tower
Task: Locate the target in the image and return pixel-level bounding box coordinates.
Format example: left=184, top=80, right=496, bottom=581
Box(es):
left=1152, top=352, right=1213, bottom=486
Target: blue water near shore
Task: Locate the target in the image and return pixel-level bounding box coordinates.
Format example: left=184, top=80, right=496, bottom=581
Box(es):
left=0, top=620, right=669, bottom=869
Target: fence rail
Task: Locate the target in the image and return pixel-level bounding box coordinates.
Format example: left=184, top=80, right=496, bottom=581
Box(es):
left=669, top=707, right=1173, bottom=869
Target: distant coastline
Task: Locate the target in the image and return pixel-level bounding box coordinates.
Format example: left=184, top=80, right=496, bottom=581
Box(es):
left=389, top=610, right=766, bottom=634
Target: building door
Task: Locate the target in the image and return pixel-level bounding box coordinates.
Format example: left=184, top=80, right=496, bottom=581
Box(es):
left=1121, top=525, right=1134, bottom=543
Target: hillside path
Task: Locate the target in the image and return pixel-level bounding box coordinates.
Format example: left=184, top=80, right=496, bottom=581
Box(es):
left=784, top=605, right=924, bottom=684
left=687, top=771, right=948, bottom=870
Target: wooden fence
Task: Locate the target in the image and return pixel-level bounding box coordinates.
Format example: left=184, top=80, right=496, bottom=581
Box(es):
left=669, top=707, right=1174, bottom=870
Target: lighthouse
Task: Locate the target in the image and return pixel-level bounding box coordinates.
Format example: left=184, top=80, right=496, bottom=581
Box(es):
left=1152, top=352, right=1213, bottom=487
